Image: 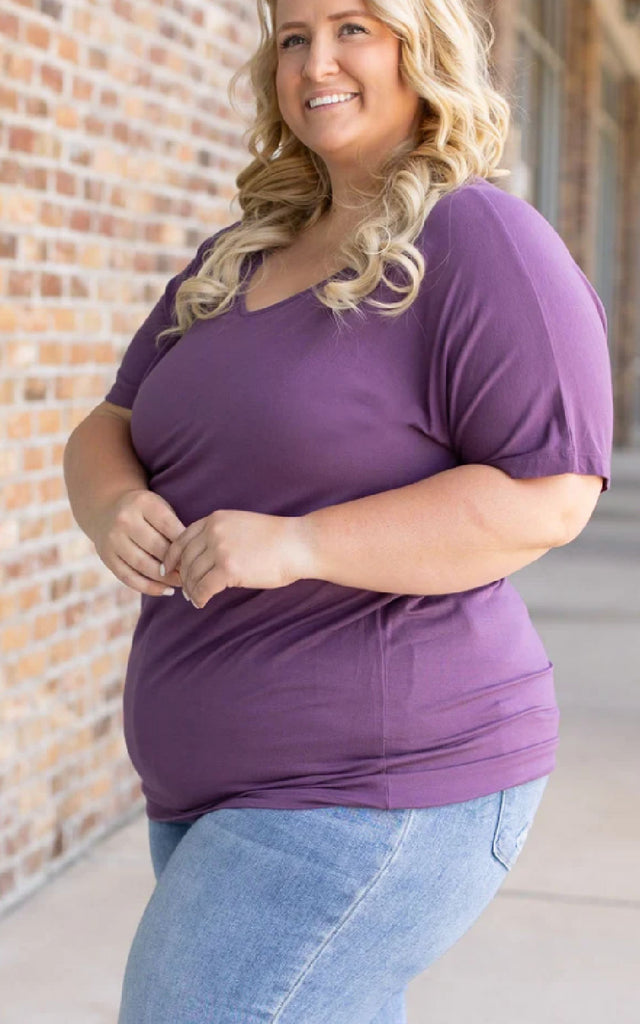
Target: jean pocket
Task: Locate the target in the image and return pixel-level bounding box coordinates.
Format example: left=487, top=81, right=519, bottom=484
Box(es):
left=491, top=774, right=550, bottom=872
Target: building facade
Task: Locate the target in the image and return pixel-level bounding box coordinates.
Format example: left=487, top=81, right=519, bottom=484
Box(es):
left=483, top=0, right=640, bottom=444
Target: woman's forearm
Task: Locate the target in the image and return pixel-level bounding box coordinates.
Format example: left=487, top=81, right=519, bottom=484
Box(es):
left=63, top=412, right=149, bottom=543
left=296, top=464, right=569, bottom=596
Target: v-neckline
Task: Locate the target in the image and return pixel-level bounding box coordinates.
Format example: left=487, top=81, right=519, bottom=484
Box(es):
left=238, top=250, right=354, bottom=317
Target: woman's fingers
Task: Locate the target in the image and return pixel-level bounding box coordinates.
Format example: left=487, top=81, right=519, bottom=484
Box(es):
left=138, top=496, right=186, bottom=554
left=125, top=505, right=186, bottom=586
left=112, top=551, right=180, bottom=597
left=94, top=489, right=186, bottom=595
left=121, top=534, right=182, bottom=589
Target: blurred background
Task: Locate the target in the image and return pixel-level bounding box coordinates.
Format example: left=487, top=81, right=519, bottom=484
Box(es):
left=1, top=1, right=638, bottom=1021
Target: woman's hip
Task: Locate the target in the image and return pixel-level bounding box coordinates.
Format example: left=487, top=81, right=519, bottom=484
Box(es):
left=119, top=776, right=550, bottom=1023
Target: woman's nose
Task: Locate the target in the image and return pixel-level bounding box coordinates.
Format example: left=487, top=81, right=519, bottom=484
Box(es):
left=302, top=42, right=341, bottom=78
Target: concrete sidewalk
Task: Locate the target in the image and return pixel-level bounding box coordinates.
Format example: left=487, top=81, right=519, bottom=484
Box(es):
left=1, top=449, right=639, bottom=1023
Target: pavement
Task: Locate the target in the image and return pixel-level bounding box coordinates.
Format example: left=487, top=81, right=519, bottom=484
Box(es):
left=1, top=447, right=639, bottom=1024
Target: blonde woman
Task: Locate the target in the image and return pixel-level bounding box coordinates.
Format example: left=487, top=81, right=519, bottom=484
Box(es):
left=64, top=1, right=613, bottom=1021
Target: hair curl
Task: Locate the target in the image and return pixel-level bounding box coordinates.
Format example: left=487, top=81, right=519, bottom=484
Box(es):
left=155, top=0, right=511, bottom=349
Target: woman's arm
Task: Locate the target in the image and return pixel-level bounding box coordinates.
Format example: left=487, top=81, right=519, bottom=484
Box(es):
left=295, top=465, right=603, bottom=596
left=63, top=407, right=148, bottom=543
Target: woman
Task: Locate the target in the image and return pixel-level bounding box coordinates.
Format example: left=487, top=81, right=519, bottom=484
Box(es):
left=63, top=0, right=613, bottom=1021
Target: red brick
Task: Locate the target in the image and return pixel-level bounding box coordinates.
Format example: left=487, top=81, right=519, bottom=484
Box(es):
left=40, top=64, right=64, bottom=93
left=25, top=22, right=50, bottom=50
left=8, top=126, right=37, bottom=153
left=0, top=12, right=19, bottom=40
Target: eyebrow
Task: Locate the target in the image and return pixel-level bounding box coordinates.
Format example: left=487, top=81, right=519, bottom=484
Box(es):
left=276, top=10, right=376, bottom=34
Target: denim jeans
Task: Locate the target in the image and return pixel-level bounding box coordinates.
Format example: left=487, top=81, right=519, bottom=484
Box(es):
left=117, top=774, right=550, bottom=1023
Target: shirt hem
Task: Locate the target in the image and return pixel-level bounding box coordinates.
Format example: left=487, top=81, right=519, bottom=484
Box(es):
left=144, top=742, right=558, bottom=822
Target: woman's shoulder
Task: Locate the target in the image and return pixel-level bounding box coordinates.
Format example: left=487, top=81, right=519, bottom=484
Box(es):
left=421, top=175, right=566, bottom=262
left=411, top=177, right=586, bottom=308
left=416, top=177, right=606, bottom=331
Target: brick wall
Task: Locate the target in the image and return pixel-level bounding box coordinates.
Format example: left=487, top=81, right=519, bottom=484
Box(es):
left=0, top=0, right=257, bottom=918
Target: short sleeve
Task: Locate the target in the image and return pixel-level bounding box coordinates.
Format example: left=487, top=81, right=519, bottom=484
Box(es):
left=104, top=225, right=236, bottom=410
left=426, top=184, right=614, bottom=493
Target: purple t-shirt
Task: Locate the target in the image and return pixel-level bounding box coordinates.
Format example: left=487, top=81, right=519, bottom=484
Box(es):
left=105, top=177, right=613, bottom=822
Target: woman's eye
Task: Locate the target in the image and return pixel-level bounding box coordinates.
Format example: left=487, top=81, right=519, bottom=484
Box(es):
left=279, top=23, right=367, bottom=50
left=279, top=33, right=305, bottom=49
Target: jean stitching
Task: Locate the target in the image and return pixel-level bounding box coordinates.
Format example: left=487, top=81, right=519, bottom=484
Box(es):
left=491, top=790, right=510, bottom=870
left=270, top=808, right=415, bottom=1022
left=492, top=777, right=549, bottom=871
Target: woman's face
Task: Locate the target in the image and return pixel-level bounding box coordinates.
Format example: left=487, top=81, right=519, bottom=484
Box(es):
left=274, top=0, right=422, bottom=177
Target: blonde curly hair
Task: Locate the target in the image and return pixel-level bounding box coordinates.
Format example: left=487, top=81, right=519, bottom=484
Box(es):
left=155, top=0, right=511, bottom=348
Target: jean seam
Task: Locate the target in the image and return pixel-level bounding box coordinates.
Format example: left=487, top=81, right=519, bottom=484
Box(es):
left=270, top=808, right=415, bottom=1023
left=491, top=790, right=509, bottom=870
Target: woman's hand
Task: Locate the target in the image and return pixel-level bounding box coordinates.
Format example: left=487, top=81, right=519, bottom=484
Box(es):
left=91, top=488, right=185, bottom=597
left=162, top=509, right=313, bottom=608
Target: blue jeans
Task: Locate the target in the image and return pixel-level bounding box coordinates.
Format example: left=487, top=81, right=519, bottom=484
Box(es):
left=118, top=775, right=550, bottom=1023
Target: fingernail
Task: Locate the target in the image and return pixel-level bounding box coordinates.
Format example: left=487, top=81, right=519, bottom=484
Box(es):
left=190, top=599, right=199, bottom=609
left=159, top=564, right=166, bottom=577
left=161, top=588, right=175, bottom=596
left=182, top=588, right=190, bottom=602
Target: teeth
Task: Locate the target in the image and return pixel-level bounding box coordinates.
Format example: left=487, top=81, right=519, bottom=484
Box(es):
left=308, top=93, right=357, bottom=109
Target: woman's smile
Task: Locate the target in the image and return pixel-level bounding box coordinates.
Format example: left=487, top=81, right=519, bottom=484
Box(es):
left=306, top=93, right=360, bottom=113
